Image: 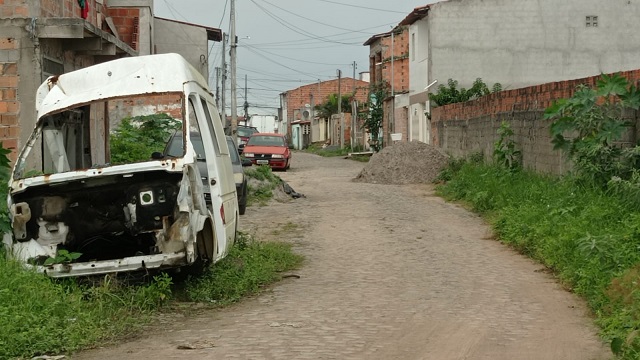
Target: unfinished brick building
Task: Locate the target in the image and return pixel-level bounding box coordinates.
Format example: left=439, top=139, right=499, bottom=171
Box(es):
left=0, top=0, right=221, bottom=161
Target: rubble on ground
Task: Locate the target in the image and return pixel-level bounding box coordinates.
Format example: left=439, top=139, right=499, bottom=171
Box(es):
left=353, top=141, right=449, bottom=185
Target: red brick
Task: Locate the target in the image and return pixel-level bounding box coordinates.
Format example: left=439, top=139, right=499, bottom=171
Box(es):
left=0, top=76, right=18, bottom=87
left=14, top=4, right=28, bottom=16
left=1, top=138, right=17, bottom=151
left=2, top=63, right=17, bottom=75
left=0, top=126, right=19, bottom=138
left=0, top=101, right=20, bottom=113
left=0, top=114, right=17, bottom=125
left=0, top=38, right=17, bottom=50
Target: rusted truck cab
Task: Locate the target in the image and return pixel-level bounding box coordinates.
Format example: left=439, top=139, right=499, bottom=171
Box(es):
left=4, top=54, right=238, bottom=277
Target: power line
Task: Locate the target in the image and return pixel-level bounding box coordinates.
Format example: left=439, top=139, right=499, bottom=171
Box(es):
left=311, top=0, right=407, bottom=14
left=249, top=0, right=362, bottom=46
left=260, top=0, right=373, bottom=35
left=243, top=46, right=328, bottom=80
left=246, top=21, right=399, bottom=48
left=242, top=44, right=349, bottom=66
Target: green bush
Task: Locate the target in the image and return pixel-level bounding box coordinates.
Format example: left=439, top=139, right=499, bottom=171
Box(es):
left=109, top=113, right=181, bottom=165
left=545, top=73, right=640, bottom=187
left=429, top=78, right=502, bottom=107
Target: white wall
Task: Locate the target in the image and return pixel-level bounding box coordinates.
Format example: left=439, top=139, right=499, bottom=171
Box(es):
left=154, top=18, right=209, bottom=80
left=409, top=20, right=430, bottom=99
left=408, top=18, right=431, bottom=143
left=250, top=115, right=277, bottom=133
left=428, top=0, right=640, bottom=90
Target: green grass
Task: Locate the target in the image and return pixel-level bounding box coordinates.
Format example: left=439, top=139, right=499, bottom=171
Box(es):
left=349, top=155, right=371, bottom=162
left=437, top=161, right=640, bottom=358
left=0, top=232, right=302, bottom=358
left=303, top=144, right=363, bottom=157
left=245, top=165, right=282, bottom=206
left=0, top=255, right=171, bottom=359
left=183, top=233, right=304, bottom=304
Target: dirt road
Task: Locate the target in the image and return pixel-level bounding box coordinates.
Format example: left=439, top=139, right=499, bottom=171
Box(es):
left=75, top=152, right=611, bottom=360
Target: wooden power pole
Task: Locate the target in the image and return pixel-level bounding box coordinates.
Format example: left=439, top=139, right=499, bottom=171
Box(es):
left=230, top=0, right=238, bottom=142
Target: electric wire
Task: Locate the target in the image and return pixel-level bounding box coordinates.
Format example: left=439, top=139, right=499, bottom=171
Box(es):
left=311, top=0, right=407, bottom=14
left=260, top=0, right=374, bottom=34
left=242, top=44, right=350, bottom=66
left=249, top=0, right=362, bottom=46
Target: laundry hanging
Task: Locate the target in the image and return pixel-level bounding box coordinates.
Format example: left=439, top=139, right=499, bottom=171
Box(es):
left=77, top=0, right=89, bottom=19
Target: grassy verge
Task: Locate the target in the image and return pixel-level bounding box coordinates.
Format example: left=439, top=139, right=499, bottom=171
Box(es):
left=303, top=143, right=370, bottom=161
left=436, top=160, right=640, bottom=358
left=183, top=233, right=303, bottom=304
left=245, top=165, right=283, bottom=206
left=0, top=255, right=171, bottom=359
left=0, top=232, right=302, bottom=358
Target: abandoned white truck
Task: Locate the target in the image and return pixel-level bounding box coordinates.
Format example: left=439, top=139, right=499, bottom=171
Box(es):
left=4, top=53, right=238, bottom=277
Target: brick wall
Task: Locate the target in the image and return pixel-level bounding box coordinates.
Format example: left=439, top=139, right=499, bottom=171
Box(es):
left=0, top=0, right=29, bottom=18
left=431, top=70, right=640, bottom=174
left=0, top=36, right=19, bottom=160
left=368, top=28, right=410, bottom=93
left=106, top=7, right=140, bottom=50
left=284, top=78, right=369, bottom=123
left=39, top=0, right=103, bottom=28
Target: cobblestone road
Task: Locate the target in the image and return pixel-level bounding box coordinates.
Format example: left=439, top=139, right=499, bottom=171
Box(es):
left=75, top=152, right=611, bottom=360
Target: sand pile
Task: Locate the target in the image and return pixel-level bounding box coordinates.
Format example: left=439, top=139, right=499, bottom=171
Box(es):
left=353, top=141, right=449, bottom=185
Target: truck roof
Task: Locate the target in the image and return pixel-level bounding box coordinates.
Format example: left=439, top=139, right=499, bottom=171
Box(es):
left=35, top=53, right=208, bottom=117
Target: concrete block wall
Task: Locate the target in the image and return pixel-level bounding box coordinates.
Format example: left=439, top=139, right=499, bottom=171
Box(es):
left=431, top=69, right=640, bottom=175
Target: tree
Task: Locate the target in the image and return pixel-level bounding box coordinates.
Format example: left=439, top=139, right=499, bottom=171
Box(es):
left=544, top=73, right=640, bottom=186
left=314, top=93, right=353, bottom=120
left=361, top=82, right=388, bottom=152
left=110, top=113, right=181, bottom=165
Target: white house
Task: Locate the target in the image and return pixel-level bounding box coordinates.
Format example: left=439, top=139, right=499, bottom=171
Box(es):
left=403, top=0, right=640, bottom=144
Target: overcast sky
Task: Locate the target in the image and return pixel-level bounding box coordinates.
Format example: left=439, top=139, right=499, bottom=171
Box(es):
left=154, top=0, right=437, bottom=115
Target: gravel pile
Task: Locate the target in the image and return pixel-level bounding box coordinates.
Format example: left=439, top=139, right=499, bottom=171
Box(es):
left=353, top=141, right=449, bottom=185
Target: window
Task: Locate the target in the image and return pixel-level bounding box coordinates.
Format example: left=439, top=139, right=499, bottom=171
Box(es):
left=586, top=15, right=598, bottom=27
left=199, top=97, right=222, bottom=155
left=411, top=33, right=415, bottom=61
left=188, top=98, right=206, bottom=160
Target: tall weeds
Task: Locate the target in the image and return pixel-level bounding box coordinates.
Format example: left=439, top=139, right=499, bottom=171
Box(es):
left=437, top=161, right=640, bottom=358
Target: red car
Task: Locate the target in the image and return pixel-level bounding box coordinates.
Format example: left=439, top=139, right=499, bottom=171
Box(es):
left=237, top=125, right=258, bottom=153
left=242, top=133, right=292, bottom=171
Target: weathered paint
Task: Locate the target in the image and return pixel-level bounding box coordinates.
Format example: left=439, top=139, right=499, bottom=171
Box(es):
left=6, top=54, right=238, bottom=278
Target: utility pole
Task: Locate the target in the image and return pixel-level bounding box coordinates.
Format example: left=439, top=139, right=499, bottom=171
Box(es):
left=243, top=74, right=249, bottom=122
left=390, top=27, right=395, bottom=140
left=337, top=69, right=343, bottom=148
left=352, top=61, right=357, bottom=93
left=352, top=61, right=357, bottom=150
left=230, top=0, right=238, bottom=143
left=221, top=34, right=227, bottom=131
left=215, top=66, right=221, bottom=110
left=310, top=92, right=314, bottom=143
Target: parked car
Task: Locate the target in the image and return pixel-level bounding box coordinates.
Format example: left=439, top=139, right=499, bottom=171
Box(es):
left=6, top=54, right=238, bottom=277
left=242, top=133, right=292, bottom=171
left=226, top=136, right=252, bottom=215
left=237, top=125, right=258, bottom=153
